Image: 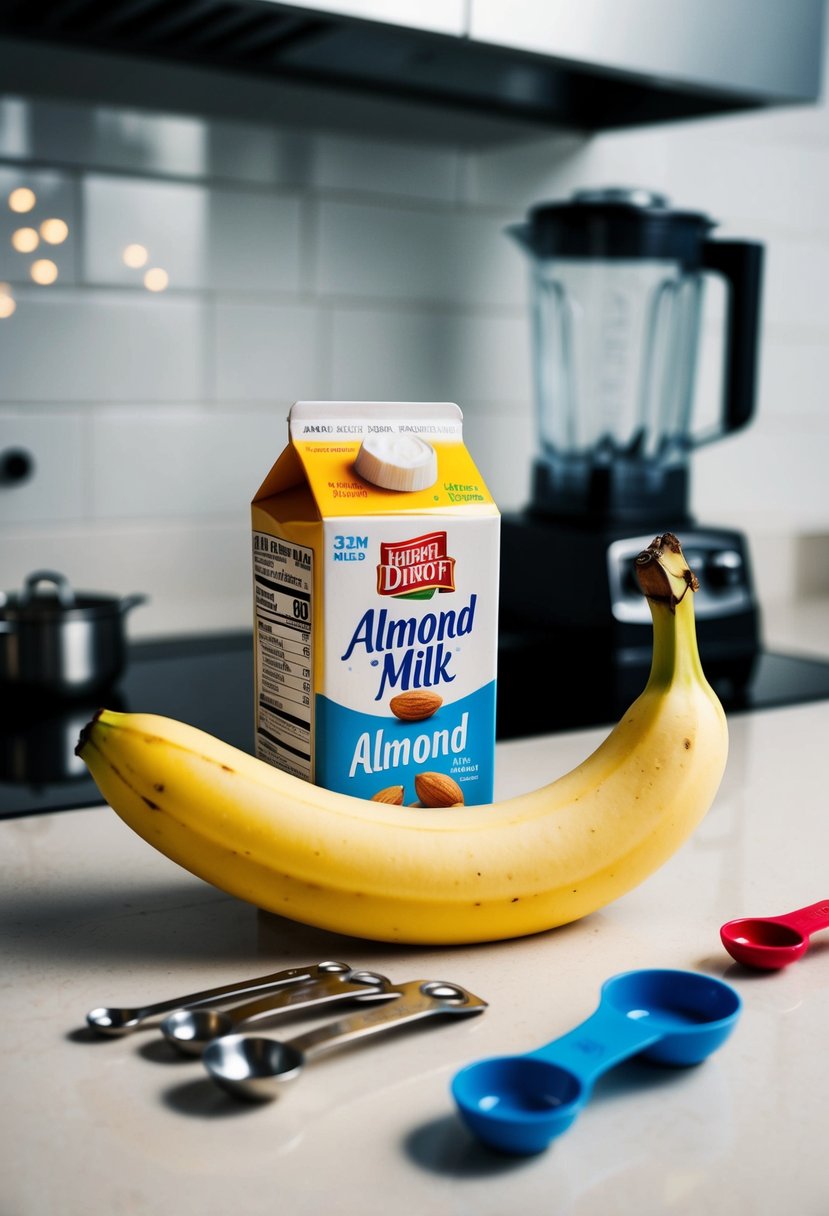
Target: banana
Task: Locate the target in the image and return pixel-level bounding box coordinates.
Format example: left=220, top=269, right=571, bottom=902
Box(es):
left=76, top=533, right=727, bottom=946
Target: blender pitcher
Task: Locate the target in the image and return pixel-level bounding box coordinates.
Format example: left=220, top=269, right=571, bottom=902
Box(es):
left=509, top=188, right=764, bottom=524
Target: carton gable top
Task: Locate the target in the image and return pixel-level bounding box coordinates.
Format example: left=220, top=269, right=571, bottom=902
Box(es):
left=254, top=401, right=499, bottom=519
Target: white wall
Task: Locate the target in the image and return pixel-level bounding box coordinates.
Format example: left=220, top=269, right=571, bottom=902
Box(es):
left=0, top=72, right=827, bottom=638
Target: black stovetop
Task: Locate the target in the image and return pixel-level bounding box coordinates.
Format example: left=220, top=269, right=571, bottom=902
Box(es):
left=3, top=630, right=829, bottom=819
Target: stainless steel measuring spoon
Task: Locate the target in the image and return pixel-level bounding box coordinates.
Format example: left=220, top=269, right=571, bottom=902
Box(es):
left=202, top=979, right=488, bottom=1102
left=86, top=960, right=353, bottom=1036
left=160, top=969, right=395, bottom=1055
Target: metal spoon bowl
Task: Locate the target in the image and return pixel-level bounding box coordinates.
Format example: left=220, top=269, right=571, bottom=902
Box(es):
left=206, top=1035, right=306, bottom=1099
left=203, top=979, right=488, bottom=1102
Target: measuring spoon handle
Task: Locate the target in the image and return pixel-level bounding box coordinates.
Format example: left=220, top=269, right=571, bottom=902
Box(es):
left=529, top=1003, right=662, bottom=1095
left=774, top=900, right=829, bottom=937
left=220, top=971, right=393, bottom=1029
left=133, top=961, right=348, bottom=1022
left=290, top=979, right=487, bottom=1063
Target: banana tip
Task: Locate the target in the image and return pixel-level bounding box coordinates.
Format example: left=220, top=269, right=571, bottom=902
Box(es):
left=635, top=532, right=699, bottom=608
left=75, top=708, right=105, bottom=757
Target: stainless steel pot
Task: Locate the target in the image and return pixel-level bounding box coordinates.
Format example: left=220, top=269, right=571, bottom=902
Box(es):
left=0, top=571, right=148, bottom=698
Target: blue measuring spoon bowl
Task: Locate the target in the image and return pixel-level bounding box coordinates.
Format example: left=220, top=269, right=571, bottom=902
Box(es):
left=451, top=968, right=741, bottom=1156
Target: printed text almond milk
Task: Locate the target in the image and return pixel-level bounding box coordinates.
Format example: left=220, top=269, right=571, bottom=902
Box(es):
left=251, top=401, right=500, bottom=806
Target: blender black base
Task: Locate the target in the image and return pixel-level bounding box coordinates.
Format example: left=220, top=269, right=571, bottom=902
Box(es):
left=496, top=510, right=762, bottom=739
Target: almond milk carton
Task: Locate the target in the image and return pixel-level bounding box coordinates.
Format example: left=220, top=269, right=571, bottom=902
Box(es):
left=251, top=401, right=500, bottom=806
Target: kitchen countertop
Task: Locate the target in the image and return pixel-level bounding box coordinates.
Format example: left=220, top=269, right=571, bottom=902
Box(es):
left=3, top=687, right=829, bottom=1216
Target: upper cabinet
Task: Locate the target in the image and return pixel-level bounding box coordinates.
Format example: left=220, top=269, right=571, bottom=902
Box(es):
left=0, top=0, right=825, bottom=138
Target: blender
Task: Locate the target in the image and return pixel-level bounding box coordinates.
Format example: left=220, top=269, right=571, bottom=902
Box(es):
left=498, top=188, right=765, bottom=735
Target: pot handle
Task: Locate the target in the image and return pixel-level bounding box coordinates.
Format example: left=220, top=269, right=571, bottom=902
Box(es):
left=119, top=593, right=149, bottom=615
left=20, top=570, right=75, bottom=608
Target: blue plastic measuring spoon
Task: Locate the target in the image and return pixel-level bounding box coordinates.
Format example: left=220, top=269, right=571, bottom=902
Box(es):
left=451, top=968, right=741, bottom=1156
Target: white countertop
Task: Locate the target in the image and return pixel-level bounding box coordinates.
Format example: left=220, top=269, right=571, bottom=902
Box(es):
left=3, top=680, right=829, bottom=1215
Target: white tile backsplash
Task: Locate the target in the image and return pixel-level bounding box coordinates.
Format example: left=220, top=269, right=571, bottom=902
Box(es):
left=760, top=237, right=829, bottom=329
left=663, top=128, right=829, bottom=238
left=313, top=133, right=460, bottom=202
left=462, top=405, right=536, bottom=511
left=758, top=337, right=829, bottom=419
left=330, top=306, right=531, bottom=402
left=205, top=189, right=303, bottom=292
left=83, top=174, right=208, bottom=289
left=0, top=98, right=29, bottom=160
left=90, top=407, right=287, bottom=519
left=694, top=421, right=829, bottom=532
left=0, top=410, right=90, bottom=523
left=2, top=73, right=829, bottom=632
left=207, top=121, right=312, bottom=188
left=214, top=300, right=325, bottom=401
left=459, top=132, right=592, bottom=210
left=0, top=290, right=206, bottom=402
left=315, top=199, right=525, bottom=305
left=83, top=175, right=305, bottom=293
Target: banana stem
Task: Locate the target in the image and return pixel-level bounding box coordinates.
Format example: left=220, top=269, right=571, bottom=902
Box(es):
left=636, top=533, right=708, bottom=692
left=646, top=594, right=707, bottom=690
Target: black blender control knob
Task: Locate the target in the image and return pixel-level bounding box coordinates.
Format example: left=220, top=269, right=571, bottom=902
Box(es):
left=707, top=548, right=744, bottom=590
left=0, top=447, right=35, bottom=485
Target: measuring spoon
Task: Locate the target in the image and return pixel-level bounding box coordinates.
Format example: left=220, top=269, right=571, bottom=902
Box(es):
left=161, top=969, right=395, bottom=1055
left=451, top=968, right=741, bottom=1156
left=203, top=979, right=488, bottom=1102
left=721, top=899, right=829, bottom=969
left=86, top=960, right=352, bottom=1036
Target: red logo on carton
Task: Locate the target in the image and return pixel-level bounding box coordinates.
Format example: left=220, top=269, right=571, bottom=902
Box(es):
left=377, top=531, right=456, bottom=597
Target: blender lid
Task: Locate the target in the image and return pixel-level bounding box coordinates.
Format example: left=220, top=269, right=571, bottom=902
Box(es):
left=572, top=186, right=670, bottom=208
left=510, top=187, right=718, bottom=262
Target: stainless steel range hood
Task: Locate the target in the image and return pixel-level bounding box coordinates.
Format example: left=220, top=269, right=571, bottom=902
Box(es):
left=0, top=0, right=825, bottom=141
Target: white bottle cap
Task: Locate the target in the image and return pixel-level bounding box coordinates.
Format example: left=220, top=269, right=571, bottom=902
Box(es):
left=354, top=432, right=438, bottom=492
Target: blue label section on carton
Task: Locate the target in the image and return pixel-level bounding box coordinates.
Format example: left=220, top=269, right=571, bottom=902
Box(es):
left=315, top=682, right=497, bottom=805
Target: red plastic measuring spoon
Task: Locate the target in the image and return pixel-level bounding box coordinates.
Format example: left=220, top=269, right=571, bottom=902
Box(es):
left=720, top=900, right=829, bottom=970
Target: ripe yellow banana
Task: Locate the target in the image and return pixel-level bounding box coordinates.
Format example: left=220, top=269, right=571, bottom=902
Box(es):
left=76, top=533, right=727, bottom=946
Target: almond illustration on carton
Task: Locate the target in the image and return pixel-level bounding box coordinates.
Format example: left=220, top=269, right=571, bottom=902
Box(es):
left=371, top=785, right=405, bottom=804
left=414, top=771, right=464, bottom=807
left=389, top=691, right=443, bottom=722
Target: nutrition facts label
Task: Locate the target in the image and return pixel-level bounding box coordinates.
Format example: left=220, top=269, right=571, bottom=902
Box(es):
left=252, top=530, right=314, bottom=781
